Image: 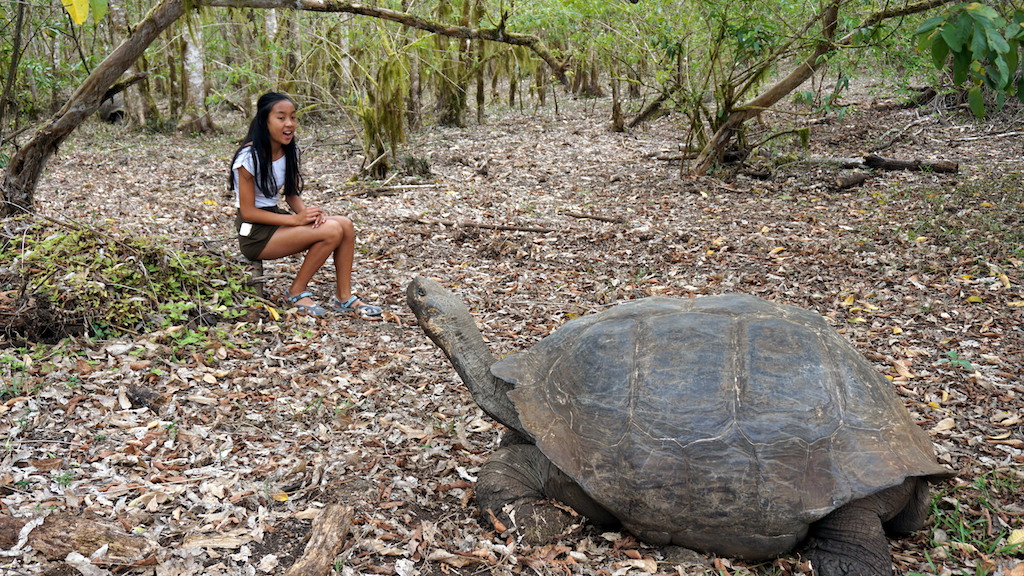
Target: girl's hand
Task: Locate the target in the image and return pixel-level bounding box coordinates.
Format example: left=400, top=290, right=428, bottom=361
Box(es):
left=296, top=206, right=325, bottom=227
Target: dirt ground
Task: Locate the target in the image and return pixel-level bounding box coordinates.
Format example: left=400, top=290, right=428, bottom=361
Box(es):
left=2, top=81, right=1023, bottom=576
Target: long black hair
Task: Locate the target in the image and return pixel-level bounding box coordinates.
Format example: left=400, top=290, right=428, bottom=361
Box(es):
left=228, top=92, right=303, bottom=198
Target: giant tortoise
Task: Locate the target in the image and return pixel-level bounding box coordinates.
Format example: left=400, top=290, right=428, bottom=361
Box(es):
left=407, top=277, right=953, bottom=576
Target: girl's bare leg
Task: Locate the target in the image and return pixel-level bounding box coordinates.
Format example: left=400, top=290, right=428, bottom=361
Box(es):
left=259, top=220, right=344, bottom=306
left=329, top=216, right=357, bottom=301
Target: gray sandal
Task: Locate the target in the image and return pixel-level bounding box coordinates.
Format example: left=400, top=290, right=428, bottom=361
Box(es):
left=284, top=291, right=329, bottom=317
left=331, top=295, right=383, bottom=320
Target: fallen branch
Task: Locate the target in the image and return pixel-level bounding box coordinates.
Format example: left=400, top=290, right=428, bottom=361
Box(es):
left=862, top=154, right=959, bottom=173
left=953, top=130, right=1024, bottom=142
left=282, top=504, right=353, bottom=576
left=410, top=217, right=556, bottom=233
left=346, top=183, right=440, bottom=198
left=806, top=155, right=959, bottom=173
left=869, top=118, right=929, bottom=152
left=561, top=211, right=625, bottom=224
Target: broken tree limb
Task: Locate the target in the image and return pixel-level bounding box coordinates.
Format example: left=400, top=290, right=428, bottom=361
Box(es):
left=806, top=155, right=959, bottom=173
left=282, top=504, right=353, bottom=576
left=100, top=71, right=148, bottom=102
left=410, top=217, right=556, bottom=233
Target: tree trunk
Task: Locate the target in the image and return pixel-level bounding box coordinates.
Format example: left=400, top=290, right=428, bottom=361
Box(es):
left=0, top=0, right=187, bottom=217
left=472, top=0, right=485, bottom=124
left=278, top=11, right=301, bottom=94
left=135, top=51, right=162, bottom=127
left=106, top=0, right=142, bottom=125
left=167, top=34, right=181, bottom=119
left=587, top=51, right=603, bottom=98
left=178, top=23, right=215, bottom=133
left=610, top=75, right=624, bottom=132
left=533, top=61, right=546, bottom=107
left=0, top=0, right=27, bottom=133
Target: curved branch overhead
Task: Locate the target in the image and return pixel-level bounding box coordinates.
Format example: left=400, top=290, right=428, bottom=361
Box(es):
left=199, top=0, right=569, bottom=85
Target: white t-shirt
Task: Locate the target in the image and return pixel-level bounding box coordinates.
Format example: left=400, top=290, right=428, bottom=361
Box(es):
left=233, top=146, right=286, bottom=209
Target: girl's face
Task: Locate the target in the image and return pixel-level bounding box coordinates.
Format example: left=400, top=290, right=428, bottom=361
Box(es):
left=267, top=99, right=297, bottom=151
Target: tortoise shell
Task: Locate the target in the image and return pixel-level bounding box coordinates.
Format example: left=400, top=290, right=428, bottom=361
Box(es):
left=492, top=293, right=950, bottom=558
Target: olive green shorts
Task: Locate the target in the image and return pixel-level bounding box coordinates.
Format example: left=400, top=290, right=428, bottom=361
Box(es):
left=236, top=206, right=289, bottom=260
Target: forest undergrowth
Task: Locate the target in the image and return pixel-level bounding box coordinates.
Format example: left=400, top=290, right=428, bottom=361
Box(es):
left=1, top=85, right=1023, bottom=576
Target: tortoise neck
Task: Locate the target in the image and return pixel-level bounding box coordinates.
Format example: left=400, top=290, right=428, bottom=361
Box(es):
left=431, top=315, right=529, bottom=439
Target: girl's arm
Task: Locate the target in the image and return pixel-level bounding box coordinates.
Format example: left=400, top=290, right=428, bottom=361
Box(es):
left=237, top=166, right=316, bottom=227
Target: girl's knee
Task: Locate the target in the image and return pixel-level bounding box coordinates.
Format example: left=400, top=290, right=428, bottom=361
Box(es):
left=330, top=215, right=354, bottom=234
left=318, top=218, right=345, bottom=242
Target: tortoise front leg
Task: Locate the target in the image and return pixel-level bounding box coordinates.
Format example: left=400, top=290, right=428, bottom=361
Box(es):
left=804, top=478, right=926, bottom=576
left=476, top=443, right=617, bottom=543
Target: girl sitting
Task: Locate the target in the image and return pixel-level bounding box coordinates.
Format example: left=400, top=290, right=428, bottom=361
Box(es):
left=230, top=91, right=382, bottom=319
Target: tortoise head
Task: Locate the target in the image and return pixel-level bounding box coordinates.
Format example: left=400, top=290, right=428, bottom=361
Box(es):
left=407, top=276, right=477, bottom=352
left=407, top=276, right=529, bottom=437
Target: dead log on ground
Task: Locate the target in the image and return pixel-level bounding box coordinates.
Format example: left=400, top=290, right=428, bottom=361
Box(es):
left=282, top=504, right=353, bottom=576
left=808, top=155, right=959, bottom=173
left=0, top=514, right=158, bottom=563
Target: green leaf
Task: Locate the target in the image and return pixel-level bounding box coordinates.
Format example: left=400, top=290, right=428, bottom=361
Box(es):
left=61, top=0, right=89, bottom=24
left=952, top=49, right=973, bottom=84
left=991, top=57, right=1010, bottom=89
left=940, top=15, right=971, bottom=51
left=931, top=36, right=951, bottom=68
left=90, top=0, right=107, bottom=22
left=916, top=14, right=946, bottom=35
left=984, top=26, right=1010, bottom=54
left=971, top=20, right=989, bottom=56
left=965, top=2, right=1001, bottom=24
left=1012, top=11, right=1024, bottom=39
left=968, top=85, right=986, bottom=117
left=1006, top=38, right=1020, bottom=74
